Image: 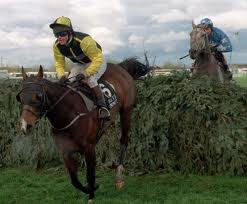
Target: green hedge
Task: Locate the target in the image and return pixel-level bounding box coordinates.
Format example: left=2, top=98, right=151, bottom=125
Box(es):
left=0, top=72, right=247, bottom=175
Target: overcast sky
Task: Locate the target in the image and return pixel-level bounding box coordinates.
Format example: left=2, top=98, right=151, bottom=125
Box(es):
left=0, top=0, right=246, bottom=68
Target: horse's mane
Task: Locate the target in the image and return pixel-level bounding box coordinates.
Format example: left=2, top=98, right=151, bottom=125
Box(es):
left=118, top=57, right=150, bottom=79
left=41, top=78, right=68, bottom=95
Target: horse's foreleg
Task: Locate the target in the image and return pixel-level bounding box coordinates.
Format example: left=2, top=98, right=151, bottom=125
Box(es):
left=116, top=108, right=132, bottom=189
left=84, top=144, right=98, bottom=200
left=63, top=152, right=89, bottom=194
left=216, top=66, right=224, bottom=83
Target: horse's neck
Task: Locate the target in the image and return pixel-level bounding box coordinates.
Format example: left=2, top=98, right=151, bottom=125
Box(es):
left=196, top=52, right=215, bottom=66
left=44, top=81, right=67, bottom=106
left=43, top=80, right=87, bottom=126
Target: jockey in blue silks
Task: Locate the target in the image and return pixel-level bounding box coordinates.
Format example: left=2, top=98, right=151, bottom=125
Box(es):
left=198, top=18, right=233, bottom=79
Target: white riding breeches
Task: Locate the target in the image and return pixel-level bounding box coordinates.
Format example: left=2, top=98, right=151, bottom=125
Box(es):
left=68, top=57, right=107, bottom=88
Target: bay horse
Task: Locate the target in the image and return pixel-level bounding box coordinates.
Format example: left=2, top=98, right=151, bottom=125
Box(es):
left=16, top=59, right=149, bottom=202
left=189, top=22, right=229, bottom=82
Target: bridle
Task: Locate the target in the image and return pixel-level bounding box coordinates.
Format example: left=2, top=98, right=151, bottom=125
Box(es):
left=16, top=81, right=83, bottom=130
left=16, top=82, right=48, bottom=118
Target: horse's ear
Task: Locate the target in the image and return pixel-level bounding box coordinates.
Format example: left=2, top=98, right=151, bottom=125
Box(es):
left=37, top=65, right=44, bottom=80
left=21, top=66, right=28, bottom=80
left=192, top=20, right=196, bottom=29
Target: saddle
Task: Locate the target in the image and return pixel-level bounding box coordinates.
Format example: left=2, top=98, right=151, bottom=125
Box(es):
left=68, top=80, right=118, bottom=112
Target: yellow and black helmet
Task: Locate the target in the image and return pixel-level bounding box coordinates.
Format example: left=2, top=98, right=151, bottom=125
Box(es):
left=49, top=16, right=73, bottom=34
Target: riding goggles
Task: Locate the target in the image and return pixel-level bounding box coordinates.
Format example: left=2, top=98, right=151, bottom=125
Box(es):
left=54, top=31, right=68, bottom=38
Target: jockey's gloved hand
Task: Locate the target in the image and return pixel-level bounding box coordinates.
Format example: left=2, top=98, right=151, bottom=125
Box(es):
left=59, top=75, right=68, bottom=84
left=189, top=49, right=196, bottom=59
left=210, top=45, right=218, bottom=52
left=75, top=73, right=86, bottom=81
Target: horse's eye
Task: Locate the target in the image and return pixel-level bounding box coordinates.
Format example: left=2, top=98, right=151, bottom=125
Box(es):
left=36, top=93, right=43, bottom=100
left=16, top=94, right=22, bottom=102
left=32, top=93, right=41, bottom=102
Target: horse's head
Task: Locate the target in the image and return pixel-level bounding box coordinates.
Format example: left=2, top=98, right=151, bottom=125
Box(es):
left=189, top=21, right=210, bottom=59
left=16, top=66, right=47, bottom=133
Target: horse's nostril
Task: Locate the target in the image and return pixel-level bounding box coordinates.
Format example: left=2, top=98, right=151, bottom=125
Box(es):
left=27, top=124, right=32, bottom=130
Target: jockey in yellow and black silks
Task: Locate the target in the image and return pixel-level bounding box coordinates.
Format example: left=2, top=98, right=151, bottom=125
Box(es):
left=50, top=16, right=110, bottom=119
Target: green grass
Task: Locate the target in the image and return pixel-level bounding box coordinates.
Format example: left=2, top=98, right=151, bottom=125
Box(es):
left=0, top=168, right=247, bottom=204
left=235, top=75, right=247, bottom=87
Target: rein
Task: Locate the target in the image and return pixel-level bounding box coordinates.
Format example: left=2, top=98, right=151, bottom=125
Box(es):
left=46, top=83, right=90, bottom=131
left=46, top=86, right=88, bottom=131
left=51, top=112, right=87, bottom=131
left=46, top=87, right=72, bottom=113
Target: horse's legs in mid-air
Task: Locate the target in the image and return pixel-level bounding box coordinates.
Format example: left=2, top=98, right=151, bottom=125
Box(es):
left=55, top=135, right=98, bottom=201
left=84, top=144, right=98, bottom=200
left=53, top=136, right=90, bottom=194
left=62, top=151, right=88, bottom=193
left=116, top=107, right=132, bottom=188
left=63, top=150, right=98, bottom=200
left=63, top=147, right=98, bottom=200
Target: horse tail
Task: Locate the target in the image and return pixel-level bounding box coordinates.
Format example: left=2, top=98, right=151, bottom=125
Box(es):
left=118, top=57, right=150, bottom=79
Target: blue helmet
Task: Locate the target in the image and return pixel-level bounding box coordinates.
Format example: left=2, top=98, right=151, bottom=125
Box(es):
left=200, top=18, right=213, bottom=28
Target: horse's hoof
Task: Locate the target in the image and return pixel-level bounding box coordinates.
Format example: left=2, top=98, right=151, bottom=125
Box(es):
left=83, top=183, right=99, bottom=194
left=94, top=183, right=99, bottom=191
left=88, top=199, right=93, bottom=204
left=115, top=180, right=125, bottom=189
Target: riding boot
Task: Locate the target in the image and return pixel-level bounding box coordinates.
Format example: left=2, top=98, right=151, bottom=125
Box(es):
left=92, top=85, right=111, bottom=120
